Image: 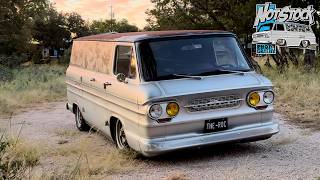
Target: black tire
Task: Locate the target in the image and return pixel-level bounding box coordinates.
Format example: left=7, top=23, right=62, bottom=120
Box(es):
left=276, top=39, right=286, bottom=46
left=75, top=106, right=90, bottom=131
left=300, top=40, right=310, bottom=48
left=115, top=119, right=129, bottom=149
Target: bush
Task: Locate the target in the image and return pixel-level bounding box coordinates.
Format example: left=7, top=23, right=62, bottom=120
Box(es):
left=31, top=49, right=43, bottom=64
left=0, top=65, right=13, bottom=81
left=58, top=47, right=71, bottom=64
left=0, top=54, right=26, bottom=68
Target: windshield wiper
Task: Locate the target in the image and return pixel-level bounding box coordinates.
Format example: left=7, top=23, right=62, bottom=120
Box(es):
left=172, top=74, right=204, bottom=80
left=193, top=69, right=248, bottom=76
left=216, top=69, right=246, bottom=75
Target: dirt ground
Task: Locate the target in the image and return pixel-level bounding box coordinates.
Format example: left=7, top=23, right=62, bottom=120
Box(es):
left=1, top=102, right=319, bottom=180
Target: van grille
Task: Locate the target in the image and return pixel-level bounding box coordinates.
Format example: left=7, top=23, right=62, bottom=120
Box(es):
left=184, top=95, right=243, bottom=112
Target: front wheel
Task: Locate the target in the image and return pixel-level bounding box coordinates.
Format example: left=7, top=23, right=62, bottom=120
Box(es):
left=300, top=40, right=310, bottom=48
left=75, top=106, right=90, bottom=131
left=115, top=119, right=129, bottom=149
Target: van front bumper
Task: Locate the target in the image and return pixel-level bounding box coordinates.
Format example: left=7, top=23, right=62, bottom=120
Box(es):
left=135, top=121, right=279, bottom=157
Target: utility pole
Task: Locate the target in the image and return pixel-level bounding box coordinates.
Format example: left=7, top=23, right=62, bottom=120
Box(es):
left=110, top=5, right=113, bottom=32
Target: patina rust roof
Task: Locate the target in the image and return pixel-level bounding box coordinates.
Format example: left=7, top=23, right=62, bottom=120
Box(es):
left=75, top=30, right=232, bottom=42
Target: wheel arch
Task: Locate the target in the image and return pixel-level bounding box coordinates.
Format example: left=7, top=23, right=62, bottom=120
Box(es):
left=72, top=103, right=79, bottom=114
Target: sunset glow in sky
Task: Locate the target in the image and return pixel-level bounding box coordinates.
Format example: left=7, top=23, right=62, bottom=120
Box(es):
left=50, top=0, right=154, bottom=28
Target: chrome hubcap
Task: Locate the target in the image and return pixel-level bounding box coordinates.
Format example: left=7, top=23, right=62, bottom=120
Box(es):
left=116, top=121, right=128, bottom=149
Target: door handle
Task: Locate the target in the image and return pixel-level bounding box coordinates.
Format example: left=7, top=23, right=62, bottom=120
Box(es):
left=103, top=82, right=112, bottom=89
left=90, top=78, right=95, bottom=82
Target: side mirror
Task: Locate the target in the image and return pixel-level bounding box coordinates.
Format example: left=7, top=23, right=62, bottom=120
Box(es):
left=116, top=73, right=128, bottom=83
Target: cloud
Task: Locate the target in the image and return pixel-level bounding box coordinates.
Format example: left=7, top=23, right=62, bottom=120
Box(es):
left=50, top=0, right=154, bottom=28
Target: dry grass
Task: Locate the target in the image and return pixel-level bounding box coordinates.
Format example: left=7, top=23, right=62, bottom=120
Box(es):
left=55, top=129, right=81, bottom=138
left=258, top=56, right=320, bottom=129
left=0, top=64, right=66, bottom=117
left=38, top=132, right=139, bottom=179
left=1, top=132, right=139, bottom=179
left=165, top=172, right=188, bottom=180
left=0, top=135, right=41, bottom=179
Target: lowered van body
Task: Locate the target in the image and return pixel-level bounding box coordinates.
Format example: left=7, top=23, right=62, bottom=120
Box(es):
left=66, top=30, right=279, bottom=156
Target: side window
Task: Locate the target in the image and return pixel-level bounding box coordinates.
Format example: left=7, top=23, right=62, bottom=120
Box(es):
left=114, top=46, right=136, bottom=79
left=275, top=24, right=285, bottom=31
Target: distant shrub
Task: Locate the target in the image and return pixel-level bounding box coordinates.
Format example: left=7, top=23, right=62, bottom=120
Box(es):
left=0, top=54, right=26, bottom=68
left=58, top=47, right=71, bottom=64
left=31, top=49, right=43, bottom=64
left=0, top=65, right=13, bottom=81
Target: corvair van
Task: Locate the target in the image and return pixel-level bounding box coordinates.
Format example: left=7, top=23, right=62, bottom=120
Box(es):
left=66, top=30, right=279, bottom=156
left=252, top=22, right=317, bottom=48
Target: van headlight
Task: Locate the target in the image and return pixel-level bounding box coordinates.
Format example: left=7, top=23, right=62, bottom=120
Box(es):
left=149, top=104, right=162, bottom=119
left=247, top=91, right=260, bottom=107
left=166, top=102, right=179, bottom=117
left=247, top=90, right=274, bottom=109
left=263, top=91, right=274, bottom=104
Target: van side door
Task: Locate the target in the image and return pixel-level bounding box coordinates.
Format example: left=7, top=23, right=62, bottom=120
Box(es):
left=79, top=41, right=113, bottom=135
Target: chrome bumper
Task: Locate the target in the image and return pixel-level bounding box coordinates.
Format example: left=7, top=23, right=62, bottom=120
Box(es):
left=135, top=121, right=279, bottom=157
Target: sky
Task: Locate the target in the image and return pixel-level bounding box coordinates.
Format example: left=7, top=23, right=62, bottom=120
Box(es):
left=50, top=0, right=154, bottom=29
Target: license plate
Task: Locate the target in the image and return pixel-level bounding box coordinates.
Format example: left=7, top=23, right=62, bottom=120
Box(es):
left=204, top=118, right=228, bottom=133
left=256, top=43, right=276, bottom=55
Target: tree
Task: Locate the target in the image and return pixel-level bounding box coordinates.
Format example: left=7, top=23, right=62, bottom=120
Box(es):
left=90, top=19, right=139, bottom=34
left=65, top=12, right=90, bottom=38
left=115, top=19, right=139, bottom=33
left=145, top=0, right=320, bottom=38
left=0, top=0, right=48, bottom=55
left=33, top=7, right=70, bottom=50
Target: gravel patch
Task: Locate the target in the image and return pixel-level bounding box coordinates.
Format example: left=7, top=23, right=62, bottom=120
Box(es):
left=0, top=103, right=319, bottom=180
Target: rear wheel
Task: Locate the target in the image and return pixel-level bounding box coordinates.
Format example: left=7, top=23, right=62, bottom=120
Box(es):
left=115, top=119, right=128, bottom=149
left=75, top=106, right=90, bottom=131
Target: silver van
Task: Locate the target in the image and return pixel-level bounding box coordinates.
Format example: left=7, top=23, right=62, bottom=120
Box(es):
left=66, top=30, right=279, bottom=156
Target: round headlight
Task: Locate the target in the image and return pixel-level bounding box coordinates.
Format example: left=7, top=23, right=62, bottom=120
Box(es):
left=149, top=104, right=162, bottom=119
left=248, top=92, right=260, bottom=107
left=263, top=91, right=274, bottom=104
left=166, top=102, right=179, bottom=117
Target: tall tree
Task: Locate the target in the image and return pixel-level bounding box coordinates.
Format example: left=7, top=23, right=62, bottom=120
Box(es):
left=90, top=19, right=139, bottom=34
left=65, top=12, right=90, bottom=38
left=0, top=0, right=48, bottom=54
left=33, top=7, right=70, bottom=50
left=145, top=0, right=320, bottom=39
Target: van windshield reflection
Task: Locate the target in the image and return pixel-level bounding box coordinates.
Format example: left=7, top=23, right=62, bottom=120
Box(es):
left=139, top=36, right=252, bottom=81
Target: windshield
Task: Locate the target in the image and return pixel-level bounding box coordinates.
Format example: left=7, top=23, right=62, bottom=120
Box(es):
left=258, top=23, right=273, bottom=32
left=139, top=36, right=252, bottom=81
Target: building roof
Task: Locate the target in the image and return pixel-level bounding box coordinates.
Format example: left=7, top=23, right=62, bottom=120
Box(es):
left=75, top=30, right=233, bottom=42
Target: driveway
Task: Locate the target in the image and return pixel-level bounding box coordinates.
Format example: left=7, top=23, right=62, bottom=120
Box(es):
left=0, top=102, right=319, bottom=179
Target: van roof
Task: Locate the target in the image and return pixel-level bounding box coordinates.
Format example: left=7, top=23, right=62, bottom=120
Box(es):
left=75, top=30, right=233, bottom=42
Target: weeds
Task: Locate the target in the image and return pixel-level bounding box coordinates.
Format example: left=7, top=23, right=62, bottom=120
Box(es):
left=260, top=58, right=320, bottom=129
left=0, top=64, right=66, bottom=117
left=42, top=132, right=139, bottom=178
left=0, top=135, right=40, bottom=179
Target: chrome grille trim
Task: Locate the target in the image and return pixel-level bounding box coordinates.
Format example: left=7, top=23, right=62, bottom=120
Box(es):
left=184, top=95, right=243, bottom=112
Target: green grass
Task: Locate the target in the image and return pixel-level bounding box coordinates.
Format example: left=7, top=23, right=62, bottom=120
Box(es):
left=261, top=62, right=320, bottom=129
left=0, top=64, right=66, bottom=117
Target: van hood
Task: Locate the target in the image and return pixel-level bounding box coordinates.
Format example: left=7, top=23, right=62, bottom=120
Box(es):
left=138, top=72, right=272, bottom=104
